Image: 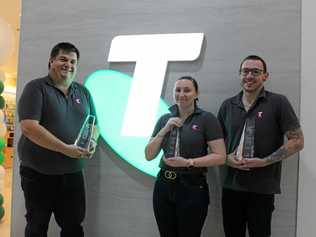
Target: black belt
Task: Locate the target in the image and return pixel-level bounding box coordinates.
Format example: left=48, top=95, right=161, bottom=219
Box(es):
left=160, top=166, right=206, bottom=173
left=159, top=168, right=206, bottom=181
left=162, top=170, right=178, bottom=180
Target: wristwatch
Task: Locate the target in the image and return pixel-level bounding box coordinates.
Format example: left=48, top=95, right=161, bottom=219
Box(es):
left=187, top=159, right=195, bottom=168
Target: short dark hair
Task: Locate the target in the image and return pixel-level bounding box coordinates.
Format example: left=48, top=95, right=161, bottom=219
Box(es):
left=48, top=42, right=80, bottom=69
left=176, top=76, right=199, bottom=93
left=239, top=55, right=267, bottom=73
left=50, top=42, right=80, bottom=60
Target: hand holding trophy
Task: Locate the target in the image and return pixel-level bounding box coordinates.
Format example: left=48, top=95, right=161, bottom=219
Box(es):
left=231, top=119, right=255, bottom=173
left=74, top=114, right=96, bottom=158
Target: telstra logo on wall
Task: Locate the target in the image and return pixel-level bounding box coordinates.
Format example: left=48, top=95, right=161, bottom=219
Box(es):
left=84, top=33, right=204, bottom=177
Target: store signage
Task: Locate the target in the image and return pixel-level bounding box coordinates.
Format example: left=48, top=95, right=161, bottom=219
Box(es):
left=85, top=33, right=204, bottom=176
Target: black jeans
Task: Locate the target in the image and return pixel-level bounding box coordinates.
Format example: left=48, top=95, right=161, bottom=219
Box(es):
left=222, top=188, right=275, bottom=237
left=20, top=166, right=86, bottom=237
left=153, top=170, right=210, bottom=237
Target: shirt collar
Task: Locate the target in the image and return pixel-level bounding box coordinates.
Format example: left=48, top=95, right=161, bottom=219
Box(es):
left=44, top=75, right=75, bottom=93
left=232, top=87, right=267, bottom=107
left=44, top=75, right=55, bottom=86
left=168, top=104, right=203, bottom=116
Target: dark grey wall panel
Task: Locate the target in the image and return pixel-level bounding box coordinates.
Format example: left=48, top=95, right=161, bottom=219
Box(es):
left=12, top=0, right=300, bottom=236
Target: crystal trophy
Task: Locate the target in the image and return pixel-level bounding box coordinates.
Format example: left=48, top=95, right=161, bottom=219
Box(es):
left=174, top=128, right=180, bottom=157
left=74, top=115, right=96, bottom=151
left=236, top=118, right=255, bottom=160
left=236, top=124, right=245, bottom=160
left=165, top=127, right=180, bottom=158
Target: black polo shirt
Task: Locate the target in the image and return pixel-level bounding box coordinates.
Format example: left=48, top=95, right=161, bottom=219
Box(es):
left=17, top=75, right=96, bottom=175
left=217, top=89, right=300, bottom=194
left=152, top=105, right=223, bottom=173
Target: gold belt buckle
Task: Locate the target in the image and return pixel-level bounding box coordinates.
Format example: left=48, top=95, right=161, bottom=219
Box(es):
left=164, top=170, right=177, bottom=180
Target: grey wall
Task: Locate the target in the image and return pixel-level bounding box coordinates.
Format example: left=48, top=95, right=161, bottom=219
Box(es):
left=12, top=0, right=301, bottom=236
left=297, top=0, right=316, bottom=236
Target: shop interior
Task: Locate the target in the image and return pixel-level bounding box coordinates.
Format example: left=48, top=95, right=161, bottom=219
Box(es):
left=0, top=0, right=21, bottom=236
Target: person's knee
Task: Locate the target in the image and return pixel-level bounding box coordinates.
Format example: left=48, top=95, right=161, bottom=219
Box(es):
left=25, top=218, right=50, bottom=237
left=248, top=220, right=271, bottom=237
left=60, top=223, right=84, bottom=237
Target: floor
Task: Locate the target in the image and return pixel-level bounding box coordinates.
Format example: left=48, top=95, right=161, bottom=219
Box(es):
left=0, top=167, right=12, bottom=237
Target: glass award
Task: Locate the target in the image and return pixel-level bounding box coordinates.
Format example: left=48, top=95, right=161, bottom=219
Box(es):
left=165, top=127, right=180, bottom=158
left=74, top=115, right=96, bottom=151
left=174, top=128, right=180, bottom=157
left=242, top=122, right=255, bottom=158
left=236, top=118, right=255, bottom=160
left=236, top=124, right=246, bottom=160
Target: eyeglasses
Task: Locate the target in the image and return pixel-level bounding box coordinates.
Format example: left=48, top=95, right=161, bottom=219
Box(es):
left=240, top=68, right=264, bottom=77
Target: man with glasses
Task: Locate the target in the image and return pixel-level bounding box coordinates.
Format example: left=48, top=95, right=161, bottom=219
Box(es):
left=217, top=55, right=304, bottom=237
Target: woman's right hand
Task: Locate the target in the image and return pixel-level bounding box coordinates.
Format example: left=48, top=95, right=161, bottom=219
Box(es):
left=146, top=117, right=183, bottom=160
left=162, top=117, right=182, bottom=133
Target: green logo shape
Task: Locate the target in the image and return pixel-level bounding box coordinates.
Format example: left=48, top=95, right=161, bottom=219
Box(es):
left=84, top=70, right=169, bottom=177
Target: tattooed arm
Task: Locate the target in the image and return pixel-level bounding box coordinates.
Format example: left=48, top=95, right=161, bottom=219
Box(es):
left=264, top=127, right=304, bottom=165
left=242, top=127, right=304, bottom=169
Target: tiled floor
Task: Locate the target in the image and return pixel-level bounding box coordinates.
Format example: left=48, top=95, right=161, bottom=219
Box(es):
left=0, top=167, right=12, bottom=237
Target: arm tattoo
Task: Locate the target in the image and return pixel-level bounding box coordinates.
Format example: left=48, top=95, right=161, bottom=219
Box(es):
left=286, top=128, right=302, bottom=139
left=265, top=147, right=289, bottom=165
left=265, top=128, right=304, bottom=165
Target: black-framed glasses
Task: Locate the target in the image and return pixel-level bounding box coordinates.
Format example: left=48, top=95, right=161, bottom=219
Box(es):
left=240, top=68, right=264, bottom=77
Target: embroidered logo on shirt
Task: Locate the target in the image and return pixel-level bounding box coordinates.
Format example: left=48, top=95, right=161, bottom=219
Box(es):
left=192, top=124, right=200, bottom=131
left=257, top=111, right=263, bottom=118
left=75, top=98, right=81, bottom=104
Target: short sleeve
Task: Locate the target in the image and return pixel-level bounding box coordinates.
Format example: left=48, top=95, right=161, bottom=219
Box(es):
left=217, top=102, right=227, bottom=139
left=151, top=114, right=168, bottom=138
left=204, top=112, right=223, bottom=142
left=278, top=95, right=300, bottom=133
left=18, top=81, right=43, bottom=121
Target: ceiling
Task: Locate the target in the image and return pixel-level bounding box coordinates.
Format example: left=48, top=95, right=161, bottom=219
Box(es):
left=0, top=0, right=21, bottom=77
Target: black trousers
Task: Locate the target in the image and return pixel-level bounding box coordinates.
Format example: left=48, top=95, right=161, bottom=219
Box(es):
left=153, top=170, right=210, bottom=237
left=222, top=188, right=275, bottom=237
left=20, top=166, right=86, bottom=237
